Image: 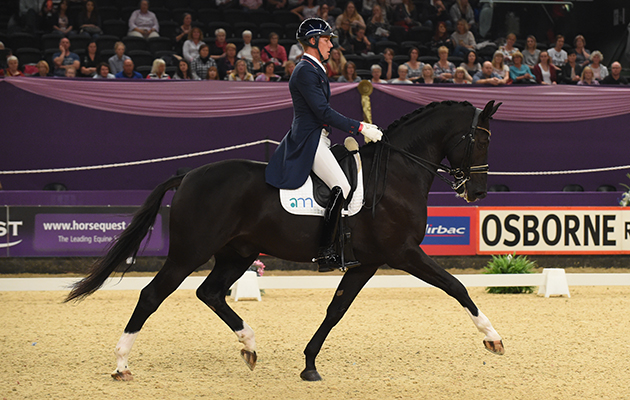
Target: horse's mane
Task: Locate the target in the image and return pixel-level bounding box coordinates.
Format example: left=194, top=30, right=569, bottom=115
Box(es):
left=383, top=100, right=473, bottom=152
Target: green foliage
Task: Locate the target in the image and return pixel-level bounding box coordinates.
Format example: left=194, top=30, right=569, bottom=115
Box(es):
left=483, top=253, right=536, bottom=294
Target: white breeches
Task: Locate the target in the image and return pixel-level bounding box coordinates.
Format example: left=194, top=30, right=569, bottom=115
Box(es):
left=312, top=131, right=351, bottom=199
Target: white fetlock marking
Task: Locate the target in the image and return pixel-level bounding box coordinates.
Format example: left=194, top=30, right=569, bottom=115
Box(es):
left=113, top=332, right=138, bottom=374
left=465, top=308, right=501, bottom=342
left=234, top=322, right=256, bottom=353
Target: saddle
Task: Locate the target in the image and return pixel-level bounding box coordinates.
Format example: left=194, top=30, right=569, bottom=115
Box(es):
left=279, top=137, right=364, bottom=217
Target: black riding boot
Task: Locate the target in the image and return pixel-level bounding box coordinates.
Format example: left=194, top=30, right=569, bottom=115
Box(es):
left=316, top=187, right=361, bottom=272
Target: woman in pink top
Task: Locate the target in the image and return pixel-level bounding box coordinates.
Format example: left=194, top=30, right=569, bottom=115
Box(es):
left=261, top=32, right=287, bottom=67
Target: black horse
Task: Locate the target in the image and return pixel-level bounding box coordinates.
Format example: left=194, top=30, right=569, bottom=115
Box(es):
left=67, top=100, right=503, bottom=382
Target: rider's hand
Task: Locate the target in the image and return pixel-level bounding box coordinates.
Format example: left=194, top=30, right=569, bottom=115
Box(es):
left=360, top=122, right=383, bottom=143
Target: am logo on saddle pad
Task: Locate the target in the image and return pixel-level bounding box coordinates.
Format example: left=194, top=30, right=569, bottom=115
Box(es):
left=279, top=139, right=364, bottom=217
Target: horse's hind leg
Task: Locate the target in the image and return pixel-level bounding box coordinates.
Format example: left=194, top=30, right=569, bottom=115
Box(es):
left=195, top=247, right=260, bottom=371
left=393, top=245, right=504, bottom=355
left=112, top=257, right=203, bottom=381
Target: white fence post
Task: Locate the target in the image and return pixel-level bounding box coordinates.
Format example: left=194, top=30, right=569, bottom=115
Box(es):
left=537, top=268, right=571, bottom=298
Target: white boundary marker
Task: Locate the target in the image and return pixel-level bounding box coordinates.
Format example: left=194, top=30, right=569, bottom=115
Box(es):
left=2, top=270, right=630, bottom=297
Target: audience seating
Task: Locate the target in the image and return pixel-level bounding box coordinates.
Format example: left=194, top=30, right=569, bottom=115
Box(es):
left=123, top=36, right=150, bottom=52
left=15, top=47, right=42, bottom=65
left=102, top=19, right=128, bottom=38
left=128, top=49, right=154, bottom=67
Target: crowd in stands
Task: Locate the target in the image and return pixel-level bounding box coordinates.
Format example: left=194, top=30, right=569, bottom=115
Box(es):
left=1, top=0, right=627, bottom=85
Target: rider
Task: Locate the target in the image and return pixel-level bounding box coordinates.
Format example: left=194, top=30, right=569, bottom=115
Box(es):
left=265, top=18, right=383, bottom=272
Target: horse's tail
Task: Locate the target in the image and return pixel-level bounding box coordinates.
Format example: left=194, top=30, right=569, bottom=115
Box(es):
left=65, top=174, right=184, bottom=302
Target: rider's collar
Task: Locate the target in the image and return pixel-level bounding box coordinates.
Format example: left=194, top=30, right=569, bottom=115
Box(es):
left=303, top=53, right=326, bottom=73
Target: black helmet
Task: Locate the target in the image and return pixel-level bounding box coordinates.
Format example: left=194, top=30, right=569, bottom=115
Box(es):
left=296, top=18, right=337, bottom=47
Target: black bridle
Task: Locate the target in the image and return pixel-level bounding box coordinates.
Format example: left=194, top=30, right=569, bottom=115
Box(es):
left=366, top=108, right=491, bottom=214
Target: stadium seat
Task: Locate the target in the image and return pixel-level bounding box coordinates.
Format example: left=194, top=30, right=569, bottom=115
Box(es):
left=206, top=21, right=233, bottom=38
left=148, top=36, right=174, bottom=54
left=172, top=8, right=195, bottom=23
left=98, top=49, right=115, bottom=63
left=419, top=55, right=438, bottom=64
left=99, top=6, right=120, bottom=21
left=356, top=69, right=371, bottom=80
left=389, top=25, right=407, bottom=44
left=102, top=19, right=129, bottom=38
left=393, top=55, right=408, bottom=64
left=448, top=56, right=463, bottom=65
left=596, top=184, right=617, bottom=192
left=407, top=25, right=432, bottom=44
left=222, top=9, right=245, bottom=25
left=68, top=34, right=91, bottom=52
left=96, top=35, right=119, bottom=52
left=8, top=32, right=40, bottom=53
left=136, top=65, right=152, bottom=77
left=251, top=38, right=268, bottom=48
left=259, top=23, right=283, bottom=40
left=43, top=48, right=59, bottom=66
left=123, top=36, right=150, bottom=52
left=152, top=7, right=172, bottom=22
left=197, top=8, right=221, bottom=24
left=121, top=6, right=137, bottom=23
left=227, top=38, right=244, bottom=51
left=233, top=22, right=258, bottom=39
left=158, top=21, right=179, bottom=39
left=278, top=38, right=296, bottom=55
left=245, top=9, right=273, bottom=25
left=375, top=40, right=399, bottom=55
left=15, top=48, right=42, bottom=65
left=41, top=33, right=62, bottom=50
left=272, top=10, right=300, bottom=26
left=128, top=50, right=154, bottom=67
left=562, top=184, right=584, bottom=192
left=344, top=54, right=366, bottom=70
left=166, top=65, right=178, bottom=77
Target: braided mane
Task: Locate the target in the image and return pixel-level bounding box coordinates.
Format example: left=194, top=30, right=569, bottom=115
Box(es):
left=384, top=100, right=473, bottom=135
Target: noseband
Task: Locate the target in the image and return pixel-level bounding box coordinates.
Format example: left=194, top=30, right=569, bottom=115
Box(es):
left=379, top=108, right=491, bottom=193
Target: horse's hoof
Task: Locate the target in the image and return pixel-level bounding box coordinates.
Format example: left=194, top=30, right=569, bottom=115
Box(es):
left=300, top=369, right=322, bottom=381
left=483, top=339, right=505, bottom=355
left=240, top=349, right=257, bottom=371
left=111, top=370, right=134, bottom=381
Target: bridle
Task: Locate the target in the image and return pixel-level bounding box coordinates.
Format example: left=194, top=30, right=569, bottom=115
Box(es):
left=367, top=108, right=491, bottom=214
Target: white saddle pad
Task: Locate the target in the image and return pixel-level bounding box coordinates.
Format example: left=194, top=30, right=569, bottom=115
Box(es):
left=279, top=152, right=364, bottom=217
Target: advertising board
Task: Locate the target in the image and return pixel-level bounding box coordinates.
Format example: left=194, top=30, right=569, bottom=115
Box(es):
left=421, top=207, right=477, bottom=256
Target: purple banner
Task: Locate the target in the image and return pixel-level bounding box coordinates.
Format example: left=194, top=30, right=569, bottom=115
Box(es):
left=3, top=206, right=169, bottom=257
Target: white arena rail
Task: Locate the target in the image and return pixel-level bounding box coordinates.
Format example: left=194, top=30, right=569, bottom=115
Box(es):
left=2, top=270, right=630, bottom=298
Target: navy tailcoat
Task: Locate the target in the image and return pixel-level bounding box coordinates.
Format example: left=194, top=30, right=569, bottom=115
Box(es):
left=265, top=56, right=361, bottom=189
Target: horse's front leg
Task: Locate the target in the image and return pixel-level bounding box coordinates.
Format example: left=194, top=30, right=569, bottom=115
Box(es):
left=301, top=264, right=379, bottom=381
left=392, top=245, right=504, bottom=355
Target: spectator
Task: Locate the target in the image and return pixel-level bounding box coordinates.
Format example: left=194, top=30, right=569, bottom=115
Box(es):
left=601, top=62, right=628, bottom=85
left=191, top=44, right=217, bottom=80
left=39, top=0, right=56, bottom=34
left=335, top=19, right=354, bottom=53
left=174, top=13, right=192, bottom=55
left=366, top=4, right=391, bottom=43
left=240, top=0, right=263, bottom=11
left=429, top=21, right=453, bottom=55
left=261, top=33, right=288, bottom=66
left=350, top=26, right=371, bottom=55
left=449, top=0, right=475, bottom=33
left=326, top=48, right=346, bottom=80
left=509, top=52, right=535, bottom=84
left=361, top=0, right=377, bottom=18
left=379, top=47, right=398, bottom=80
left=209, top=29, right=228, bottom=59
left=237, top=30, right=254, bottom=61
left=460, top=49, right=481, bottom=77
left=249, top=46, right=265, bottom=77
left=207, top=66, right=220, bottom=80
left=65, top=66, right=77, bottom=77
left=588, top=51, right=608, bottom=81
left=19, top=0, right=41, bottom=33
left=433, top=45, right=456, bottom=82
left=172, top=59, right=200, bottom=80
left=390, top=64, right=413, bottom=84
left=335, top=2, right=366, bottom=31
left=183, top=27, right=206, bottom=63
left=53, top=37, right=81, bottom=77
left=229, top=59, right=255, bottom=81
left=288, top=42, right=304, bottom=62
left=573, top=35, right=590, bottom=67
left=217, top=0, right=236, bottom=9
left=280, top=60, right=296, bottom=81
left=531, top=51, right=557, bottom=85
left=218, top=43, right=239, bottom=79
left=404, top=47, right=424, bottom=83
left=255, top=61, right=281, bottom=81
left=577, top=66, right=599, bottom=86
left=522, top=35, right=540, bottom=68
left=266, top=0, right=287, bottom=11
left=370, top=64, right=387, bottom=83
left=51, top=0, right=73, bottom=36
left=291, top=0, right=320, bottom=21
left=472, top=61, right=503, bottom=85
left=338, top=61, right=361, bottom=82
left=452, top=66, right=470, bottom=84
left=451, top=19, right=475, bottom=59
left=2, top=56, right=24, bottom=77
left=147, top=58, right=171, bottom=79
left=498, top=33, right=519, bottom=66
left=108, top=42, right=130, bottom=75
left=490, top=50, right=509, bottom=84
left=560, top=50, right=583, bottom=85
left=426, top=0, right=451, bottom=29
left=34, top=60, right=51, bottom=77
left=548, top=35, right=567, bottom=70
left=318, top=3, right=337, bottom=30
left=80, top=40, right=98, bottom=77
left=115, top=59, right=143, bottom=79
left=392, top=0, right=419, bottom=31
left=417, top=63, right=436, bottom=84
left=77, top=0, right=102, bottom=37
left=94, top=62, right=115, bottom=79
left=128, top=0, right=159, bottom=39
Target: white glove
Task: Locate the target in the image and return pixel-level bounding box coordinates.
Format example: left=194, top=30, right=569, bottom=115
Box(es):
left=360, top=122, right=383, bottom=143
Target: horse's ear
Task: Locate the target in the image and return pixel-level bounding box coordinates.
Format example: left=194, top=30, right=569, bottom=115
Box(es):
left=481, top=100, right=502, bottom=120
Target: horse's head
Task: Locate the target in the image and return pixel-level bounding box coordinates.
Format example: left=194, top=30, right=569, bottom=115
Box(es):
left=445, top=100, right=501, bottom=203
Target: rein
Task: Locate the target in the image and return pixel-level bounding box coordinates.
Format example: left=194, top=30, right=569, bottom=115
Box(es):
left=366, top=108, right=491, bottom=215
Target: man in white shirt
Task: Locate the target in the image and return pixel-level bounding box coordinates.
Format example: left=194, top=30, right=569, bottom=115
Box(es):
left=548, top=34, right=567, bottom=70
